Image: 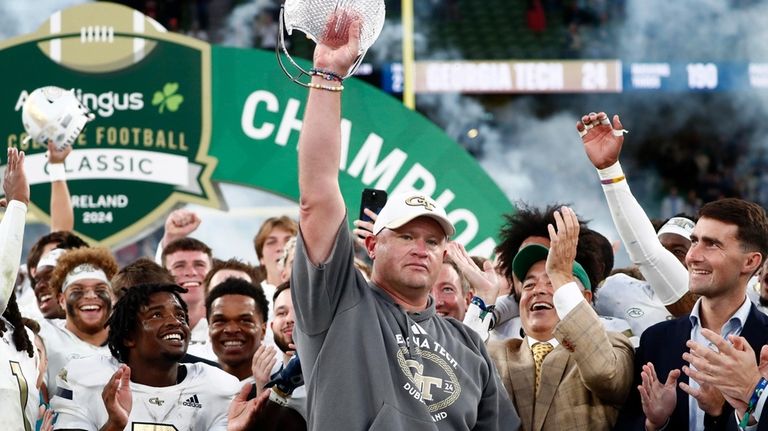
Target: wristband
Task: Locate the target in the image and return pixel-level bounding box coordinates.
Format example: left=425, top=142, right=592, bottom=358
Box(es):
left=471, top=295, right=486, bottom=309
left=740, top=377, right=768, bottom=429
left=600, top=175, right=626, bottom=185
left=471, top=296, right=495, bottom=320
left=48, top=163, right=66, bottom=182
left=596, top=161, right=624, bottom=183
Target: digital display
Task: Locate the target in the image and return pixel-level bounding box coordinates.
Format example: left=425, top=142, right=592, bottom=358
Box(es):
left=407, top=60, right=622, bottom=93
left=383, top=60, right=768, bottom=93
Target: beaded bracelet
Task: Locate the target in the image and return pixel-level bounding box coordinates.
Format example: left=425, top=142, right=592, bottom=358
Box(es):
left=308, top=82, right=344, bottom=92
left=309, top=68, right=344, bottom=82
left=600, top=175, right=625, bottom=185
left=739, top=377, right=768, bottom=429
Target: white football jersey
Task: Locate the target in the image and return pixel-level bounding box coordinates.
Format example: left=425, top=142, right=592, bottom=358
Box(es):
left=52, top=355, right=242, bottom=431
left=598, top=315, right=640, bottom=348
left=490, top=317, right=523, bottom=341
left=186, top=318, right=217, bottom=362
left=38, top=318, right=111, bottom=396
left=0, top=317, right=40, bottom=431
left=15, top=268, right=45, bottom=323
left=595, top=273, right=674, bottom=337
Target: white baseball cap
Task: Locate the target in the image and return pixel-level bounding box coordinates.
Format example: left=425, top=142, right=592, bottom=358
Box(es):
left=657, top=216, right=695, bottom=241
left=372, top=192, right=455, bottom=237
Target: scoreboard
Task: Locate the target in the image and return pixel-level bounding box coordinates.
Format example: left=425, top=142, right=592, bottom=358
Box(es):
left=625, top=62, right=763, bottom=91
left=381, top=60, right=768, bottom=93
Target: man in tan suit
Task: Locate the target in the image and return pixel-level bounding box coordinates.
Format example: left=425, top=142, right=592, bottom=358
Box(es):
left=489, top=206, right=633, bottom=431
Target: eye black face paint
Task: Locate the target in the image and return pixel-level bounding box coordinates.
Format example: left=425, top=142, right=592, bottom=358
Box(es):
left=96, top=289, right=113, bottom=314
left=66, top=289, right=84, bottom=303
left=64, top=283, right=114, bottom=334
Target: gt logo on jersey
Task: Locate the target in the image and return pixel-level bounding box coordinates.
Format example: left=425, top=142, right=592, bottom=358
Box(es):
left=58, top=368, right=68, bottom=383
left=149, top=397, right=164, bottom=406
left=182, top=394, right=202, bottom=408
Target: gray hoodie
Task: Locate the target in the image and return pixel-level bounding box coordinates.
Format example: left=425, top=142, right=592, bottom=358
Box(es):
left=292, top=219, right=520, bottom=430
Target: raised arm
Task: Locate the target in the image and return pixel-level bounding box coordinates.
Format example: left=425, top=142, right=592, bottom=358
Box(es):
left=577, top=112, right=693, bottom=315
left=152, top=208, right=202, bottom=264
left=0, top=147, right=29, bottom=315
left=298, top=15, right=361, bottom=265
left=549, top=207, right=634, bottom=401
left=47, top=140, right=74, bottom=232
left=99, top=365, right=132, bottom=431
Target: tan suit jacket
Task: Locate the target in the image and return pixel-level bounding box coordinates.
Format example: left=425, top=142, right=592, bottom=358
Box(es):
left=488, top=301, right=633, bottom=431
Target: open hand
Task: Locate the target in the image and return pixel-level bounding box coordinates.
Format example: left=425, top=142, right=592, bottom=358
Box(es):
left=313, top=13, right=361, bottom=77
left=2, top=147, right=30, bottom=206
left=545, top=206, right=579, bottom=290
left=683, top=330, right=761, bottom=406
left=101, top=364, right=132, bottom=430
left=227, top=383, right=271, bottom=431
left=639, top=362, right=679, bottom=430
left=576, top=112, right=625, bottom=170
left=251, top=345, right=278, bottom=394
left=679, top=372, right=725, bottom=417
left=447, top=241, right=499, bottom=303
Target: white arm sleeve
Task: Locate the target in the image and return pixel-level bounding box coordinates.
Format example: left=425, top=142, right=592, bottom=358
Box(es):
left=0, top=200, right=27, bottom=316
left=598, top=162, right=688, bottom=305
left=462, top=302, right=492, bottom=342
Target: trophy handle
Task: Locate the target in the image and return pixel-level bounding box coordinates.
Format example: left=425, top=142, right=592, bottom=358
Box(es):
left=276, top=5, right=365, bottom=87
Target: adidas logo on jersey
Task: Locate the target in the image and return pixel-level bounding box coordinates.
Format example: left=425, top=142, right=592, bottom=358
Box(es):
left=183, top=394, right=202, bottom=408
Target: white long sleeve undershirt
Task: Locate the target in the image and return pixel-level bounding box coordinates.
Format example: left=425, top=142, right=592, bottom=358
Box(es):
left=0, top=200, right=27, bottom=316
left=598, top=162, right=688, bottom=305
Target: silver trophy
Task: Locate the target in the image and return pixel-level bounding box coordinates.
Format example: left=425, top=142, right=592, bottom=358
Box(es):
left=278, top=0, right=385, bottom=85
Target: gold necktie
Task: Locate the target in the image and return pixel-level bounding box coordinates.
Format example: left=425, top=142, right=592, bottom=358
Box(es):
left=532, top=342, right=554, bottom=394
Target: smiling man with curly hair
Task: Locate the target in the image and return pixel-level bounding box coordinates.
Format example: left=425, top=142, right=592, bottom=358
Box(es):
left=38, top=246, right=118, bottom=396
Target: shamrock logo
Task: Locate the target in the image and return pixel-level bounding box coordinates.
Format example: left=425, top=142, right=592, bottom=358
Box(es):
left=152, top=82, right=184, bottom=113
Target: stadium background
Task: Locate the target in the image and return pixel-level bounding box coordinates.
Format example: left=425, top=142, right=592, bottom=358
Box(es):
left=3, top=0, right=768, bottom=268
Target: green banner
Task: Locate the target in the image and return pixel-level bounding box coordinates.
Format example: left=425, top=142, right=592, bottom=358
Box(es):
left=0, top=2, right=512, bottom=256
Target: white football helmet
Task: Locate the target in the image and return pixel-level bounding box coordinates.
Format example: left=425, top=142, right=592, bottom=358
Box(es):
left=21, top=86, right=95, bottom=150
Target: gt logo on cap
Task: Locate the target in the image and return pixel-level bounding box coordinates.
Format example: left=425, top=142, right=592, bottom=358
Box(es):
left=405, top=196, right=435, bottom=211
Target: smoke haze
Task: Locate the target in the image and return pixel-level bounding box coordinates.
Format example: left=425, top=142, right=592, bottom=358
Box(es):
left=5, top=0, right=768, bottom=265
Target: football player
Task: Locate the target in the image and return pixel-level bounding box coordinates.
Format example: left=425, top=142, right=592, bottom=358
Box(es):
left=52, top=283, right=268, bottom=430
left=0, top=148, right=40, bottom=430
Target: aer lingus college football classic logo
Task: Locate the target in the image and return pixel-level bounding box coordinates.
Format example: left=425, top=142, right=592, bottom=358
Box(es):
left=0, top=2, right=218, bottom=247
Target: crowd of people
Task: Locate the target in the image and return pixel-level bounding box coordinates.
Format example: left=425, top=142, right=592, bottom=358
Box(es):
left=113, top=0, right=283, bottom=46
left=6, top=12, right=768, bottom=431
left=427, top=0, right=628, bottom=60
